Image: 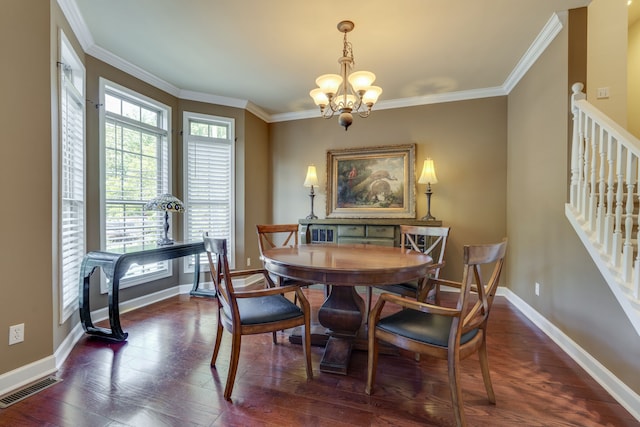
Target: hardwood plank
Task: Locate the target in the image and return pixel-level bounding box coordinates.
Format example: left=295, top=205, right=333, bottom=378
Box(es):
left=0, top=289, right=637, bottom=427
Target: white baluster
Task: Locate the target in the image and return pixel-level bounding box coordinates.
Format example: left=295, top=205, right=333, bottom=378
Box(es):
left=596, top=126, right=606, bottom=244
left=634, top=157, right=640, bottom=298
left=604, top=133, right=615, bottom=255
left=570, top=83, right=586, bottom=208
left=588, top=120, right=598, bottom=230
left=623, top=152, right=636, bottom=281
left=612, top=144, right=624, bottom=267
left=581, top=115, right=591, bottom=220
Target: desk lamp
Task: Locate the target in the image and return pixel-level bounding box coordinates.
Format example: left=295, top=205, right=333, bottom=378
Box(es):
left=144, top=193, right=185, bottom=245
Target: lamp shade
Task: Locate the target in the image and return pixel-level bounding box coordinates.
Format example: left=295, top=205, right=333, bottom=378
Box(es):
left=418, top=159, right=438, bottom=184
left=304, top=165, right=319, bottom=187
left=315, top=74, right=343, bottom=95
left=309, top=88, right=329, bottom=107
left=143, top=193, right=185, bottom=212
left=348, top=71, right=376, bottom=92
left=362, top=86, right=383, bottom=105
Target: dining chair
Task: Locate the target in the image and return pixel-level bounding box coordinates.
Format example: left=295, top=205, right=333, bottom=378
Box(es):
left=203, top=232, right=313, bottom=401
left=256, top=224, right=326, bottom=298
left=366, top=239, right=507, bottom=427
left=365, top=225, right=450, bottom=317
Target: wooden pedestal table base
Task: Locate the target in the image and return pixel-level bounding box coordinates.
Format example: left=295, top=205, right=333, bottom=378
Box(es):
left=261, top=244, right=433, bottom=375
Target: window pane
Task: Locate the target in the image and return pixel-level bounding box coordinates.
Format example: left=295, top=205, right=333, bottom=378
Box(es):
left=105, top=93, right=121, bottom=115
left=59, top=32, right=86, bottom=322
left=184, top=113, right=234, bottom=270
left=102, top=83, right=171, bottom=283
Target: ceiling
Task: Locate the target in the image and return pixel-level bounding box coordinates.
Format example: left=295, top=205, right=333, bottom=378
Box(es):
left=68, top=0, right=594, bottom=121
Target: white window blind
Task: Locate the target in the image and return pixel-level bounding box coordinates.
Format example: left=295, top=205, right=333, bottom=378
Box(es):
left=183, top=112, right=235, bottom=269
left=100, top=80, right=172, bottom=288
left=58, top=32, right=86, bottom=322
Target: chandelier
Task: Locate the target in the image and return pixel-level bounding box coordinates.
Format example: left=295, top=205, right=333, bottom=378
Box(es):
left=309, top=20, right=382, bottom=131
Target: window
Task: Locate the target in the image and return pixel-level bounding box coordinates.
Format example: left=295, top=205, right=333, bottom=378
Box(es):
left=99, top=79, right=172, bottom=289
left=57, top=31, right=86, bottom=322
left=183, top=112, right=235, bottom=269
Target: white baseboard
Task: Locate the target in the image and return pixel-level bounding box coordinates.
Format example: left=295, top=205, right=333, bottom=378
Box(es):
left=500, top=286, right=640, bottom=421
left=0, top=356, right=57, bottom=398
left=0, top=283, right=186, bottom=398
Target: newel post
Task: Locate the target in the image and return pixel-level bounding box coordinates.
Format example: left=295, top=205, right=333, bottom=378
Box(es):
left=570, top=83, right=586, bottom=209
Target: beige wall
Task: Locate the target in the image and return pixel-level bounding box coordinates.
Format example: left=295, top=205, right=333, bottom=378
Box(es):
left=243, top=111, right=271, bottom=267
left=508, top=12, right=640, bottom=393
left=587, top=0, right=628, bottom=124
left=0, top=0, right=54, bottom=375
left=270, top=98, right=508, bottom=282
left=629, top=16, right=640, bottom=138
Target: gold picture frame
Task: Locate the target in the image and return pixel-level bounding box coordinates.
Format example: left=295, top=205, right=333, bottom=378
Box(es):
left=326, top=144, right=416, bottom=218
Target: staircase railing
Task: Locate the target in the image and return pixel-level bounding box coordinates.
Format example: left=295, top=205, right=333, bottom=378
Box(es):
left=567, top=82, right=640, bottom=336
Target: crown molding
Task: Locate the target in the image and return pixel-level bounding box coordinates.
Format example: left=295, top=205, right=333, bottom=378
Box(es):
left=178, top=90, right=248, bottom=109
left=60, top=2, right=566, bottom=124
left=56, top=0, right=94, bottom=51
left=502, top=12, right=567, bottom=93
left=269, top=86, right=507, bottom=123
left=244, top=102, right=271, bottom=123
left=86, top=45, right=182, bottom=97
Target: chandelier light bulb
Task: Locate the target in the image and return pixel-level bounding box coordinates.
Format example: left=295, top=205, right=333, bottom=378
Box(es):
left=315, top=74, right=343, bottom=96
left=309, top=88, right=329, bottom=107
left=310, top=20, right=381, bottom=130
left=362, top=86, right=383, bottom=105
left=348, top=71, right=376, bottom=93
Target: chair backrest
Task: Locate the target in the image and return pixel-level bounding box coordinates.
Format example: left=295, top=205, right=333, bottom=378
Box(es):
left=256, top=224, right=299, bottom=257
left=457, top=240, right=507, bottom=336
left=203, top=232, right=236, bottom=315
left=400, top=225, right=450, bottom=279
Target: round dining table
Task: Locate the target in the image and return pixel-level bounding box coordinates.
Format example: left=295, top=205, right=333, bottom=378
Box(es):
left=261, top=243, right=433, bottom=375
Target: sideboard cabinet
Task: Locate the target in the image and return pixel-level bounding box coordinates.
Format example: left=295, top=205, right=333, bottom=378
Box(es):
left=299, top=218, right=442, bottom=247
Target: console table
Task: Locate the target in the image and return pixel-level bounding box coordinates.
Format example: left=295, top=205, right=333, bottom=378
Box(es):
left=299, top=218, right=442, bottom=247
left=78, top=241, right=208, bottom=341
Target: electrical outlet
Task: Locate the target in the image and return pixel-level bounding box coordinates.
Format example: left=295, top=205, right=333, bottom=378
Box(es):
left=535, top=282, right=540, bottom=296
left=9, top=323, right=24, bottom=345
left=247, top=257, right=251, bottom=267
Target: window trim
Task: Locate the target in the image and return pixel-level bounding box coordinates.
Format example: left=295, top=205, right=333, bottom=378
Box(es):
left=55, top=29, right=86, bottom=324
left=98, top=78, right=174, bottom=291
left=182, top=111, right=236, bottom=272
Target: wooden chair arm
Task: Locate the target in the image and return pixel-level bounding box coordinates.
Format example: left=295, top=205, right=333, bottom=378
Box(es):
left=234, top=284, right=302, bottom=298
left=228, top=268, right=268, bottom=278
left=378, top=292, right=460, bottom=317
left=228, top=268, right=277, bottom=288
left=427, top=277, right=462, bottom=289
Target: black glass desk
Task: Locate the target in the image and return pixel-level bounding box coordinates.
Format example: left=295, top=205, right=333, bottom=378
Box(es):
left=78, top=241, right=208, bottom=341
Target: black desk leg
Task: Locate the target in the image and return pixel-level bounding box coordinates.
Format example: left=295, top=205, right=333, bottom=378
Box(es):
left=106, top=277, right=128, bottom=341
left=78, top=261, right=128, bottom=342
left=190, top=254, right=215, bottom=297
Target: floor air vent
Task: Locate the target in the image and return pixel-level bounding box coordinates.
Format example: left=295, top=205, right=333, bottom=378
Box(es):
left=0, top=376, right=62, bottom=408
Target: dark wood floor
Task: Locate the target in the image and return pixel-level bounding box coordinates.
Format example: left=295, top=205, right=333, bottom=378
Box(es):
left=1, top=289, right=637, bottom=427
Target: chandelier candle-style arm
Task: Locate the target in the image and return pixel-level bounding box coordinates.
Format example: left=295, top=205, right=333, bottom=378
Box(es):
left=310, top=20, right=382, bottom=131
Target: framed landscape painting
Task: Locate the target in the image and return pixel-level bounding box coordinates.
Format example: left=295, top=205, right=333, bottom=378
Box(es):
left=326, top=144, right=416, bottom=218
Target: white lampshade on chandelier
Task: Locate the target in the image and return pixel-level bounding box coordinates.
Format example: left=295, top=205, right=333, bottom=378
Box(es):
left=310, top=20, right=382, bottom=131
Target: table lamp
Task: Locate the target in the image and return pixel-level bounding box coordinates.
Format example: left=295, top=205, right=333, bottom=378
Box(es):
left=304, top=165, right=319, bottom=219
left=144, top=193, right=185, bottom=245
left=417, top=158, right=438, bottom=221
